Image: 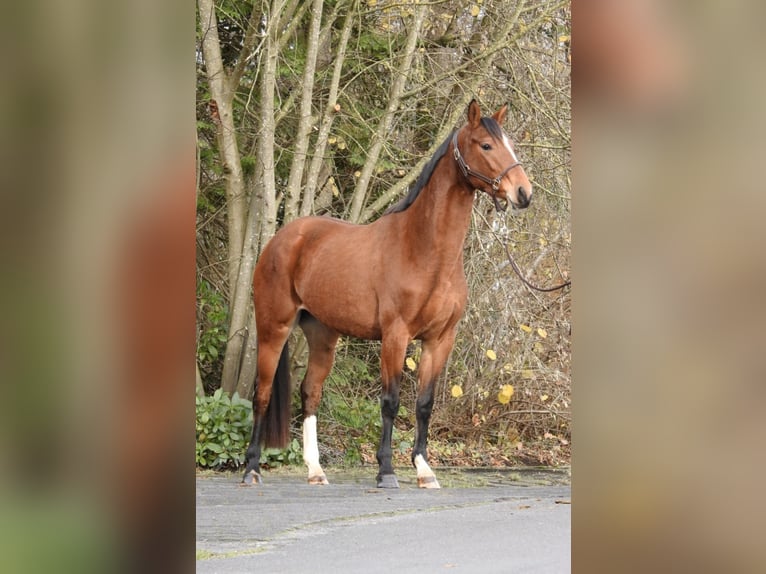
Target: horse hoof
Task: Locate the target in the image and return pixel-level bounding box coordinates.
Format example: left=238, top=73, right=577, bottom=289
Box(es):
left=417, top=476, right=441, bottom=489
left=377, top=474, right=400, bottom=489
left=308, top=474, right=329, bottom=485
left=241, top=470, right=263, bottom=486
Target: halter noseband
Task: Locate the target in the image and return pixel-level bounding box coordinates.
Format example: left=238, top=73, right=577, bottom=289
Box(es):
left=451, top=130, right=521, bottom=211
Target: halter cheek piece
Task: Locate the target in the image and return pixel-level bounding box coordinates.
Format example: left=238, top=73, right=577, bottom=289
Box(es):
left=451, top=131, right=521, bottom=212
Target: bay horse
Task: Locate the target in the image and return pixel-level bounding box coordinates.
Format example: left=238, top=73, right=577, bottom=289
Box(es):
left=243, top=100, right=532, bottom=488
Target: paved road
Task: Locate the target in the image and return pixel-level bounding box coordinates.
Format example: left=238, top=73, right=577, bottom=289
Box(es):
left=196, top=468, right=570, bottom=573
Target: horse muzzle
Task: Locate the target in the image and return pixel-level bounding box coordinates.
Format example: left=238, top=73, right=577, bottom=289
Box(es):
left=494, top=185, right=532, bottom=211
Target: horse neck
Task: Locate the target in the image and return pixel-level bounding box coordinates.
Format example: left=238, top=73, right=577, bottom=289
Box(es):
left=401, top=157, right=475, bottom=267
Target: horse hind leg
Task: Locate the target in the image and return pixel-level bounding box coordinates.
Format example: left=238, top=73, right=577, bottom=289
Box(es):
left=299, top=313, right=339, bottom=485
left=242, top=324, right=293, bottom=486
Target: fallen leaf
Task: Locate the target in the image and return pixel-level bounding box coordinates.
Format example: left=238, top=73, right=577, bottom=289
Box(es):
left=537, top=328, right=547, bottom=338
left=451, top=385, right=464, bottom=398
left=485, top=349, right=497, bottom=361
left=405, top=357, right=417, bottom=371
left=520, top=324, right=532, bottom=333
left=497, top=384, right=514, bottom=404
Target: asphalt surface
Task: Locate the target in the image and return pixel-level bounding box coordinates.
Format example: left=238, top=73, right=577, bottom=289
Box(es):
left=196, top=468, right=571, bottom=573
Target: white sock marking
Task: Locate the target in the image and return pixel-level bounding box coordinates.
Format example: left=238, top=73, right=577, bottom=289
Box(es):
left=303, top=416, right=323, bottom=477
left=414, top=454, right=433, bottom=478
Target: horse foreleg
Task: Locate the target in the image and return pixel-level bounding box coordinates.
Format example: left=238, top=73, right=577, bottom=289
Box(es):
left=376, top=330, right=408, bottom=488
left=412, top=331, right=458, bottom=489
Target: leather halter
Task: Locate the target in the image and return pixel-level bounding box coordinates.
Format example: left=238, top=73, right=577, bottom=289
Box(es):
left=452, top=130, right=522, bottom=211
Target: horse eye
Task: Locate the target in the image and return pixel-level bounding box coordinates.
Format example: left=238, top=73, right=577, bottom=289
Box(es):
left=481, top=143, right=492, bottom=151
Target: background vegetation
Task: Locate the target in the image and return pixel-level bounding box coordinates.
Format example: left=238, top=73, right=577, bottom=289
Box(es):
left=196, top=0, right=571, bottom=469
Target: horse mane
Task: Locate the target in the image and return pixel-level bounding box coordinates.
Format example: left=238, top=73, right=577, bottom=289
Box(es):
left=384, top=116, right=505, bottom=215
left=383, top=131, right=456, bottom=215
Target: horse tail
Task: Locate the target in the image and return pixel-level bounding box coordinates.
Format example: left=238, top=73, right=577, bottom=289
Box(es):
left=261, top=341, right=292, bottom=449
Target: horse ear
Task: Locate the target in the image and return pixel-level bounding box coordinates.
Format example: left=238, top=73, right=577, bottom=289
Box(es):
left=467, top=99, right=481, bottom=127
left=493, top=104, right=508, bottom=126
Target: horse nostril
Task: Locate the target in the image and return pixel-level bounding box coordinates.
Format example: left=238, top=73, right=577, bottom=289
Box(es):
left=518, top=187, right=531, bottom=207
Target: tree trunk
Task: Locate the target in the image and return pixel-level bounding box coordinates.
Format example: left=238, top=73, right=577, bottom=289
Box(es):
left=283, top=0, right=324, bottom=223
left=197, top=0, right=247, bottom=292
left=219, top=201, right=259, bottom=393
left=219, top=0, right=287, bottom=395
left=196, top=362, right=205, bottom=398
left=257, top=0, right=287, bottom=250
left=346, top=3, right=427, bottom=223
left=301, top=0, right=356, bottom=216
left=235, top=311, right=259, bottom=398
left=220, top=171, right=264, bottom=395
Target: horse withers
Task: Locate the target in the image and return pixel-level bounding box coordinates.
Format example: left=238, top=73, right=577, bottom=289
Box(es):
left=242, top=100, right=532, bottom=488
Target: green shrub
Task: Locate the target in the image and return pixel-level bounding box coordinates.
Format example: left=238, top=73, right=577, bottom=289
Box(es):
left=196, top=389, right=302, bottom=470
left=262, top=439, right=302, bottom=466
left=196, top=280, right=228, bottom=378
left=196, top=389, right=252, bottom=469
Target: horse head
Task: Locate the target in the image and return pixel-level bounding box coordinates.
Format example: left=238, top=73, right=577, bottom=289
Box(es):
left=453, top=99, right=532, bottom=210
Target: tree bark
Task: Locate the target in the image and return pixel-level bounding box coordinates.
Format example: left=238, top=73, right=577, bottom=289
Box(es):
left=220, top=0, right=286, bottom=395
left=283, top=0, right=325, bottom=223
left=257, top=0, right=287, bottom=251
left=219, top=190, right=260, bottom=394
left=301, top=0, right=356, bottom=216
left=196, top=362, right=205, bottom=398
left=197, top=0, right=247, bottom=292
left=346, top=3, right=427, bottom=223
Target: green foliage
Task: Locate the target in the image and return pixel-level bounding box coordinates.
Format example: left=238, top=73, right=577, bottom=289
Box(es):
left=196, top=280, right=228, bottom=365
left=196, top=389, right=252, bottom=469
left=314, top=352, right=411, bottom=464
left=240, top=155, right=257, bottom=176
left=196, top=389, right=303, bottom=470
left=262, top=439, right=302, bottom=467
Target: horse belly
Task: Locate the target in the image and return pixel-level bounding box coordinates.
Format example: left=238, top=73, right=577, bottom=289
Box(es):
left=297, top=270, right=382, bottom=340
